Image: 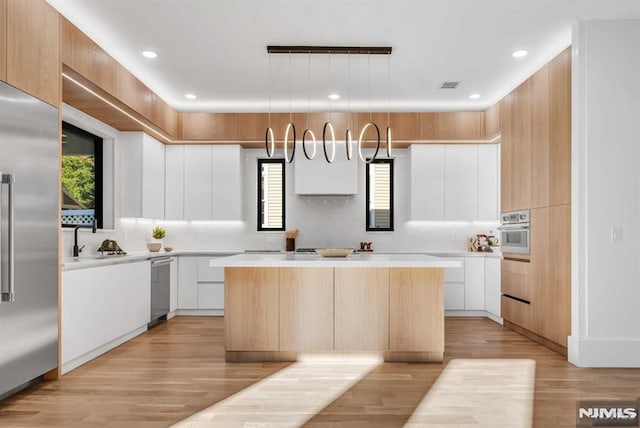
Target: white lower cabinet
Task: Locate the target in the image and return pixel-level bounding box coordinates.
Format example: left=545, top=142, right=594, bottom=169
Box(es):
left=484, top=257, right=501, bottom=317
left=62, top=261, right=151, bottom=374
left=169, top=257, right=178, bottom=313
left=177, top=256, right=225, bottom=314
left=464, top=258, right=485, bottom=310
left=443, top=256, right=499, bottom=315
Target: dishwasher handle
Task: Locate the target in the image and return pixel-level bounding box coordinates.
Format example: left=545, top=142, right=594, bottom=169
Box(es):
left=151, top=257, right=173, bottom=266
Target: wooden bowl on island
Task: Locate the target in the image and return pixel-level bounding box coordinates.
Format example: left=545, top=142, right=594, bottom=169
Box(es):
left=315, top=248, right=354, bottom=257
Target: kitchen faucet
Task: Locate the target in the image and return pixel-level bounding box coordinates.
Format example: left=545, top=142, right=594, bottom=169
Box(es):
left=62, top=218, right=97, bottom=257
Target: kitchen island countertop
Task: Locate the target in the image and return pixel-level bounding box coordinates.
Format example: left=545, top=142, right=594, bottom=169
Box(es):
left=209, top=252, right=462, bottom=268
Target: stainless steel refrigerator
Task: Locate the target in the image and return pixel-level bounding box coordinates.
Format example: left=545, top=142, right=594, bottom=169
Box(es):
left=0, top=81, right=59, bottom=398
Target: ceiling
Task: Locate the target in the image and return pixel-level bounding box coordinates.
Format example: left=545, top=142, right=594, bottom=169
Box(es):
left=47, top=0, right=640, bottom=113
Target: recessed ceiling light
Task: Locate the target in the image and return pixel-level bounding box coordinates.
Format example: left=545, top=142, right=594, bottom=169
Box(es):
left=469, top=93, right=481, bottom=99
left=142, top=50, right=158, bottom=58
left=512, top=50, right=528, bottom=58
left=328, top=93, right=340, bottom=100
left=185, top=93, right=197, bottom=100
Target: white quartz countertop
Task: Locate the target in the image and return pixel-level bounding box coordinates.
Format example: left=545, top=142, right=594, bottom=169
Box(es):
left=62, top=249, right=499, bottom=271
left=208, top=253, right=463, bottom=268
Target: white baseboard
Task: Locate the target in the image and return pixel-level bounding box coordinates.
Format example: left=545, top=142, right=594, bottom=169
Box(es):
left=175, top=309, right=224, bottom=316
left=485, top=312, right=504, bottom=325
left=569, top=336, right=640, bottom=367
left=62, top=325, right=148, bottom=375
left=167, top=310, right=177, bottom=320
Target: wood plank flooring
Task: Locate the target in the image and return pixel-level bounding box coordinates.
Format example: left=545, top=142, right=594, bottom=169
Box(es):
left=1, top=317, right=639, bottom=427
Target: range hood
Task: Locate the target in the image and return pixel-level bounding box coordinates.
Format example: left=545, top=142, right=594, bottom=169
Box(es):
left=294, top=142, right=359, bottom=195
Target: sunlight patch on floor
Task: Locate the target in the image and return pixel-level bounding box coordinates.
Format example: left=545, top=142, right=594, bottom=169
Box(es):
left=405, top=359, right=536, bottom=428
left=172, top=360, right=379, bottom=428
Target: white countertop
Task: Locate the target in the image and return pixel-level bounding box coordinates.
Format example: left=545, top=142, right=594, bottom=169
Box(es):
left=208, top=253, right=463, bottom=268
left=62, top=249, right=499, bottom=271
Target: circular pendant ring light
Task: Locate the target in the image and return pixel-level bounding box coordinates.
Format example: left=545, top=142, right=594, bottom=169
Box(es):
left=265, top=127, right=275, bottom=158
left=358, top=121, right=380, bottom=164
left=345, top=129, right=353, bottom=160
left=284, top=122, right=296, bottom=163
left=322, top=122, right=336, bottom=163
left=386, top=127, right=392, bottom=157
left=302, top=129, right=317, bottom=160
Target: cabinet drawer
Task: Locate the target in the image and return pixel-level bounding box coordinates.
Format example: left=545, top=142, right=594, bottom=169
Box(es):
left=197, top=257, right=225, bottom=282
left=501, top=271, right=531, bottom=302
left=197, top=282, right=224, bottom=310
left=501, top=258, right=531, bottom=275
left=444, top=258, right=465, bottom=283
left=445, top=282, right=465, bottom=310
left=501, top=295, right=531, bottom=329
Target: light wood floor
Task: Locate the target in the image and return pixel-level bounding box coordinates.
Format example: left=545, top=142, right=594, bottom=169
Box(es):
left=1, top=317, right=640, bottom=427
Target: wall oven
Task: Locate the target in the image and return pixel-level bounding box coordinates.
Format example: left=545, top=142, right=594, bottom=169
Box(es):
left=499, top=209, right=530, bottom=254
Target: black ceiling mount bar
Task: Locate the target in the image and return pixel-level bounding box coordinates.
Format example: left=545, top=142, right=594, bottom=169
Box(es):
left=267, top=46, right=392, bottom=55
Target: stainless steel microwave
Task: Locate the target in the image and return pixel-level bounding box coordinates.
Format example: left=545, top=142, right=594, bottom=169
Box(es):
left=499, top=209, right=530, bottom=254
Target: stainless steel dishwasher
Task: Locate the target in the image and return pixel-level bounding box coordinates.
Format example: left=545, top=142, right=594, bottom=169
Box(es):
left=150, top=256, right=172, bottom=326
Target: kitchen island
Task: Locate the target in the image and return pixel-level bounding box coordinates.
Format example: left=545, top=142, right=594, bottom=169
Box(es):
left=210, top=253, right=461, bottom=362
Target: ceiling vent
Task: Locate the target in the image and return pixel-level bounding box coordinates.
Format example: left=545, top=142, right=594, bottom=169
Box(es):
left=440, top=81, right=461, bottom=89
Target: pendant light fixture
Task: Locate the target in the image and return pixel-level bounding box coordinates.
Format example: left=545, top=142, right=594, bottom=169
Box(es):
left=265, top=45, right=392, bottom=164
left=345, top=53, right=354, bottom=161
left=358, top=53, right=380, bottom=164
left=322, top=52, right=336, bottom=163
left=265, top=54, right=275, bottom=157
left=302, top=52, right=317, bottom=160
left=283, top=51, right=296, bottom=163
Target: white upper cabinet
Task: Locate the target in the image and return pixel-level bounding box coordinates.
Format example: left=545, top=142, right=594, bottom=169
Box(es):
left=295, top=143, right=358, bottom=195
left=212, top=145, right=243, bottom=220
left=119, top=132, right=165, bottom=219
left=409, top=145, right=445, bottom=221
left=477, top=144, right=499, bottom=221
left=165, top=145, right=185, bottom=220
left=445, top=145, right=479, bottom=221
left=183, top=145, right=213, bottom=220
left=409, top=144, right=499, bottom=221
left=175, top=145, right=244, bottom=221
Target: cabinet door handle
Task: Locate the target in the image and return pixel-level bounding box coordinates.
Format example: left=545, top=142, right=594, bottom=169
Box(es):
left=503, top=256, right=530, bottom=263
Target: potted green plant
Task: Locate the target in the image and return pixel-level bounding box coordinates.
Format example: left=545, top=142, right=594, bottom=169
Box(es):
left=147, top=226, right=166, bottom=252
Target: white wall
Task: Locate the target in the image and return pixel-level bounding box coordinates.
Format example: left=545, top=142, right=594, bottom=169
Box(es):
left=569, top=19, right=640, bottom=367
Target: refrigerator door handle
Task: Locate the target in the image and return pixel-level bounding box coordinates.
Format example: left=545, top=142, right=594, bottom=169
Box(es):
left=1, top=173, right=15, bottom=303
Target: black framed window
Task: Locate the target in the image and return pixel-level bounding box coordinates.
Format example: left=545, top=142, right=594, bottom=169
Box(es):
left=366, top=158, right=394, bottom=231
left=61, top=122, right=103, bottom=229
left=258, top=158, right=285, bottom=231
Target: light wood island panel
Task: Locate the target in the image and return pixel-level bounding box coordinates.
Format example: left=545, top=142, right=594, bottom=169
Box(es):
left=279, top=267, right=333, bottom=351
left=224, top=266, right=445, bottom=362
left=224, top=267, right=279, bottom=351
left=334, top=268, right=389, bottom=352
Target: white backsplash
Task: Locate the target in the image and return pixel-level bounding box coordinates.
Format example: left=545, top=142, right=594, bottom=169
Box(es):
left=62, top=148, right=499, bottom=257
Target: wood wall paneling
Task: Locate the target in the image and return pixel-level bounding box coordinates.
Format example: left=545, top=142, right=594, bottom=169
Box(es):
left=484, top=103, right=501, bottom=138
left=500, top=94, right=514, bottom=212
left=0, top=0, right=6, bottom=82
left=511, top=80, right=533, bottom=211
left=548, top=48, right=572, bottom=206
left=6, top=0, right=60, bottom=106
left=60, top=17, right=116, bottom=96
left=116, top=64, right=153, bottom=121
left=530, top=65, right=550, bottom=209
left=546, top=204, right=571, bottom=347
left=389, top=268, right=444, bottom=352
left=278, top=268, right=334, bottom=351
left=334, top=268, right=389, bottom=352
left=180, top=113, right=239, bottom=140
left=224, top=267, right=279, bottom=351
left=420, top=112, right=484, bottom=140
left=529, top=207, right=549, bottom=336
left=295, top=112, right=349, bottom=140
left=357, top=112, right=419, bottom=141
left=151, top=93, right=178, bottom=138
